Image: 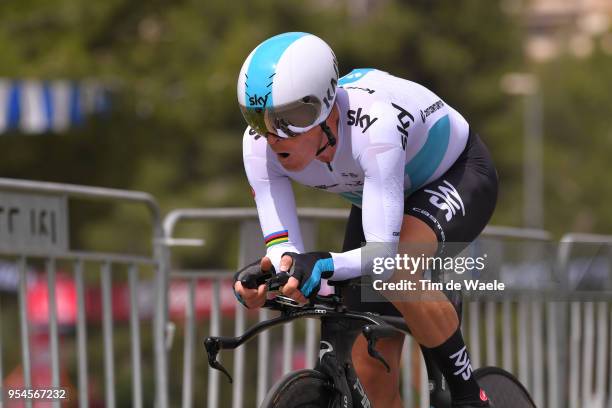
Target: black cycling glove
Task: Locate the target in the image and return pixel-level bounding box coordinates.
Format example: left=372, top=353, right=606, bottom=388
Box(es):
left=281, top=251, right=335, bottom=298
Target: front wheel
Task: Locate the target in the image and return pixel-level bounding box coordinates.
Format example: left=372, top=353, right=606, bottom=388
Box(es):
left=474, top=367, right=537, bottom=407
left=260, top=369, right=336, bottom=408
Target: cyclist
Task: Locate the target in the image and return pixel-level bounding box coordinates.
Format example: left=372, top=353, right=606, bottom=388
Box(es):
left=233, top=32, right=497, bottom=408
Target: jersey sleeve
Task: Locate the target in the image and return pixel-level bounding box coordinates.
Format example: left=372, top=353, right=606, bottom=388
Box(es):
left=242, top=128, right=305, bottom=272
left=330, top=104, right=404, bottom=280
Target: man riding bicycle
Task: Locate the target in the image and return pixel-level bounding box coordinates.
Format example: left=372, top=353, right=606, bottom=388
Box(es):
left=233, top=32, right=497, bottom=408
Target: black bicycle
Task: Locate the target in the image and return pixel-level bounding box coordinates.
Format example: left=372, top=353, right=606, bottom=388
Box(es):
left=205, top=266, right=536, bottom=408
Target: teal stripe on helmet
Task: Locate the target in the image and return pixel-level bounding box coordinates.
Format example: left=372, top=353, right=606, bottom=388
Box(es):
left=405, top=114, right=450, bottom=194
left=245, top=32, right=308, bottom=110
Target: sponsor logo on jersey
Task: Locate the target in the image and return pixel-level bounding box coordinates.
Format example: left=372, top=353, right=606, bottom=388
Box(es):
left=410, top=207, right=447, bottom=243
left=449, top=345, right=473, bottom=380
left=424, top=180, right=465, bottom=222
left=338, top=68, right=374, bottom=86
left=420, top=100, right=445, bottom=123
left=391, top=102, right=415, bottom=150
left=347, top=108, right=378, bottom=133
left=341, top=172, right=359, bottom=178
left=345, top=86, right=376, bottom=94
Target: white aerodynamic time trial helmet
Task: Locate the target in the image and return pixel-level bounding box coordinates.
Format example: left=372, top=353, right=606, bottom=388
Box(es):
left=237, top=32, right=339, bottom=138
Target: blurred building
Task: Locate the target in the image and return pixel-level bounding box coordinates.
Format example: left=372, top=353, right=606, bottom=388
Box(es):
left=504, top=0, right=612, bottom=60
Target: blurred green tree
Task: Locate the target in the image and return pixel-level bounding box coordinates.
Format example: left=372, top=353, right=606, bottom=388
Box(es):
left=538, top=49, right=612, bottom=234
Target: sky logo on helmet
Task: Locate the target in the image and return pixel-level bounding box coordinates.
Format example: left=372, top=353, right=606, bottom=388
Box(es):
left=245, top=71, right=274, bottom=108
left=248, top=92, right=270, bottom=108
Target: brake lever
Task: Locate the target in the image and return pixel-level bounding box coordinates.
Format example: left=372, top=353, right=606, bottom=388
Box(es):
left=362, top=324, right=398, bottom=373
left=243, top=271, right=294, bottom=311
left=204, top=337, right=233, bottom=383
left=240, top=269, right=288, bottom=292
left=240, top=270, right=273, bottom=290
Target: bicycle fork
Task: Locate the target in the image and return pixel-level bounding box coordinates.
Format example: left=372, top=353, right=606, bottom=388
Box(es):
left=316, top=317, right=376, bottom=408
left=317, top=315, right=453, bottom=408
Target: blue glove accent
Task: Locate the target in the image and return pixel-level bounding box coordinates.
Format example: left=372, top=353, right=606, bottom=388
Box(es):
left=301, top=257, right=334, bottom=297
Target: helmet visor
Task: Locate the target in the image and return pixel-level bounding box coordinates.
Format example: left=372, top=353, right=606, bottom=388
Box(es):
left=240, top=96, right=322, bottom=138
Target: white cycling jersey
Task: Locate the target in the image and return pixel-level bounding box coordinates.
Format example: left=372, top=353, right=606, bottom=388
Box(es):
left=242, top=69, right=470, bottom=280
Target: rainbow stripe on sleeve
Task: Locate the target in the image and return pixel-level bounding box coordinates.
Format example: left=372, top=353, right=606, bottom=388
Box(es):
left=264, top=230, right=289, bottom=248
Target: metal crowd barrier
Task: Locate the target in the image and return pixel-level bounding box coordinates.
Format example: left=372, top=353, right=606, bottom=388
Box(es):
left=460, top=227, right=553, bottom=408
left=3, top=178, right=612, bottom=408
left=0, top=178, right=166, bottom=408
left=558, top=233, right=612, bottom=408
left=460, top=232, right=612, bottom=408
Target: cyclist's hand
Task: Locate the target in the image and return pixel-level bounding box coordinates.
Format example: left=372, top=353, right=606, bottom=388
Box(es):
left=279, top=254, right=307, bottom=304
left=233, top=257, right=272, bottom=309
left=280, top=252, right=334, bottom=301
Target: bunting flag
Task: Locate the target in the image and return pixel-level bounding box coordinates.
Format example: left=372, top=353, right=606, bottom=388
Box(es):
left=0, top=79, right=111, bottom=134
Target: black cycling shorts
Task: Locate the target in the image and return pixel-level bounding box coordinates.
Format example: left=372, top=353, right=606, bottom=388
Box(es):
left=339, top=129, right=499, bottom=317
